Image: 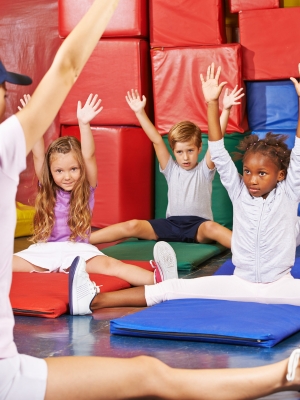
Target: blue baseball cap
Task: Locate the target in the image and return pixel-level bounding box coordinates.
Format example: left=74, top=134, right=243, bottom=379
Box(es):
left=0, top=60, right=32, bottom=86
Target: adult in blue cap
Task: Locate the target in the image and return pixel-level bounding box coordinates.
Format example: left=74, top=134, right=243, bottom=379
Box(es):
left=1, top=1, right=300, bottom=399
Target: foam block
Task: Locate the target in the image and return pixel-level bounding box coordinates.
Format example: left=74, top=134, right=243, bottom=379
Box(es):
left=59, top=0, right=148, bottom=38
left=11, top=261, right=152, bottom=318
left=110, top=298, right=300, bottom=347
left=239, top=8, right=300, bottom=80
left=61, top=125, right=154, bottom=227
left=15, top=202, right=35, bottom=238
left=229, top=0, right=279, bottom=13
left=151, top=44, right=248, bottom=135
left=214, top=257, right=300, bottom=277
left=59, top=39, right=152, bottom=126
left=246, top=80, right=298, bottom=132
left=149, top=0, right=226, bottom=48
left=102, top=239, right=225, bottom=271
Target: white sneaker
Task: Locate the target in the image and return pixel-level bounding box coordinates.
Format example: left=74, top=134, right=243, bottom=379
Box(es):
left=153, top=241, right=178, bottom=281
left=286, top=348, right=300, bottom=381
left=69, top=256, right=100, bottom=316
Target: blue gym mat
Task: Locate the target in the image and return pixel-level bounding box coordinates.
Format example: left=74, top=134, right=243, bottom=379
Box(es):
left=110, top=255, right=300, bottom=347
left=110, top=298, right=300, bottom=347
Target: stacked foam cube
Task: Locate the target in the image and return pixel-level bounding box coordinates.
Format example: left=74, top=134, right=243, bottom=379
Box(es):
left=229, top=0, right=300, bottom=148
left=58, top=1, right=154, bottom=228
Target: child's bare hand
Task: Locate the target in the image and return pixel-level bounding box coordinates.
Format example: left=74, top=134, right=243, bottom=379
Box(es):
left=77, top=94, right=103, bottom=125
left=125, top=89, right=146, bottom=114
left=222, top=85, right=244, bottom=110
left=200, top=63, right=227, bottom=103
left=18, top=94, right=31, bottom=111
left=290, top=63, right=300, bottom=97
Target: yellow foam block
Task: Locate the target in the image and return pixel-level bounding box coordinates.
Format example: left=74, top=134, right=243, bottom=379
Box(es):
left=15, top=202, right=35, bottom=238
left=282, top=0, right=300, bottom=6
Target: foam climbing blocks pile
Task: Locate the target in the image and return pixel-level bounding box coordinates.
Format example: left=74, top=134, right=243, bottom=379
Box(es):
left=59, top=39, right=152, bottom=126
left=149, top=0, right=226, bottom=48
left=59, top=0, right=148, bottom=38
left=151, top=44, right=248, bottom=135
left=239, top=7, right=300, bottom=80
left=61, top=125, right=153, bottom=227
left=228, top=0, right=279, bottom=13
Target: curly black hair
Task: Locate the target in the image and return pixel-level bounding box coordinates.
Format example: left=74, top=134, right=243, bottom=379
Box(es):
left=234, top=132, right=291, bottom=176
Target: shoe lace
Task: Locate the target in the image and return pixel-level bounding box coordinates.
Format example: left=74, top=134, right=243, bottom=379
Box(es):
left=286, top=348, right=300, bottom=381
left=149, top=260, right=157, bottom=269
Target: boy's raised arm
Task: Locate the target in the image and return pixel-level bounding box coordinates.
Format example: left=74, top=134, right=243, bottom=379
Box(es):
left=126, top=89, right=170, bottom=170
left=77, top=93, right=103, bottom=188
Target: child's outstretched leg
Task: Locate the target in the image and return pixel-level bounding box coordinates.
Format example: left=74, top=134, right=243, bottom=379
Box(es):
left=89, top=219, right=158, bottom=244
left=70, top=242, right=178, bottom=315
left=44, top=348, right=300, bottom=400
left=196, top=221, right=232, bottom=248
left=86, top=242, right=178, bottom=286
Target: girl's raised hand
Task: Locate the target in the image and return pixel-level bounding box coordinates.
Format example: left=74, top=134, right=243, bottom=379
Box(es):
left=200, top=63, right=227, bottom=103
left=18, top=94, right=31, bottom=111
left=222, top=85, right=244, bottom=110
left=77, top=94, right=103, bottom=125
left=125, top=89, right=146, bottom=114
left=290, top=63, right=300, bottom=97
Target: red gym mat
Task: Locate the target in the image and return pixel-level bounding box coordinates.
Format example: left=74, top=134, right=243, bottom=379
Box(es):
left=151, top=44, right=248, bottom=135
left=239, top=7, right=300, bottom=80
left=228, top=0, right=278, bottom=13
left=150, top=0, right=226, bottom=48
left=10, top=260, right=152, bottom=318
left=59, top=0, right=148, bottom=38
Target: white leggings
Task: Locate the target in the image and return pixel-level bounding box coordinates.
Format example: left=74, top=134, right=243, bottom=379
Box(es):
left=145, top=273, right=300, bottom=307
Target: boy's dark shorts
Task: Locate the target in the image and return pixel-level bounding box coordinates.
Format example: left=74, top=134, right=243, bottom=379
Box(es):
left=148, top=216, right=209, bottom=243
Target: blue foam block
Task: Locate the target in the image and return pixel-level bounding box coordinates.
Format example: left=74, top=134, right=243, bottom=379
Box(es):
left=214, top=256, right=300, bottom=277
left=246, top=80, right=298, bottom=131
left=110, top=298, right=300, bottom=347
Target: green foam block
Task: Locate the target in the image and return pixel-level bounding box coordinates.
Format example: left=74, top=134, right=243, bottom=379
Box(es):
left=101, top=239, right=225, bottom=271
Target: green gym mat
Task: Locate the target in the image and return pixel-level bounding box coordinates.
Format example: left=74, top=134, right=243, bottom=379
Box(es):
left=101, top=238, right=225, bottom=271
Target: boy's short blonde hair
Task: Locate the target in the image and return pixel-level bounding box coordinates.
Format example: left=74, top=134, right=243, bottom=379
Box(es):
left=168, top=121, right=202, bottom=150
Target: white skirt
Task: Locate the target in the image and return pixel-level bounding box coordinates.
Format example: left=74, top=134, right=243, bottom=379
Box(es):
left=14, top=241, right=105, bottom=273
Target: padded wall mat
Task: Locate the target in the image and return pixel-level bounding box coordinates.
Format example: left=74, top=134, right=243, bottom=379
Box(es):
left=101, top=239, right=225, bottom=271
left=10, top=260, right=152, bottom=318
left=110, top=298, right=300, bottom=347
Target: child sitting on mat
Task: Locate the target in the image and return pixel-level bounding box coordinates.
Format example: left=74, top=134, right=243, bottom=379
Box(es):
left=89, top=86, right=244, bottom=248
left=76, top=62, right=300, bottom=313
left=12, top=93, right=178, bottom=315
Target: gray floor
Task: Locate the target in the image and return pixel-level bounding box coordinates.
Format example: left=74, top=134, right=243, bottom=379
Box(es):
left=13, top=237, right=300, bottom=399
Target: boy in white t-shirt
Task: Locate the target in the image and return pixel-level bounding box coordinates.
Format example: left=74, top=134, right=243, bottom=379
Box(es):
left=90, top=88, right=244, bottom=248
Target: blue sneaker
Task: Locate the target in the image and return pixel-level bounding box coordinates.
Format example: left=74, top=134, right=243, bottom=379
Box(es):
left=69, top=256, right=100, bottom=315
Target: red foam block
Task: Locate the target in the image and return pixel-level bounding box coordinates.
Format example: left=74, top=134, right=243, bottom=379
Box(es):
left=228, top=0, right=279, bottom=13
left=151, top=44, right=248, bottom=135
left=59, top=0, right=148, bottom=38
left=10, top=261, right=152, bottom=318
left=149, top=0, right=226, bottom=48
left=59, top=39, right=152, bottom=126
left=240, top=8, right=300, bottom=80
left=61, top=125, right=154, bottom=227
